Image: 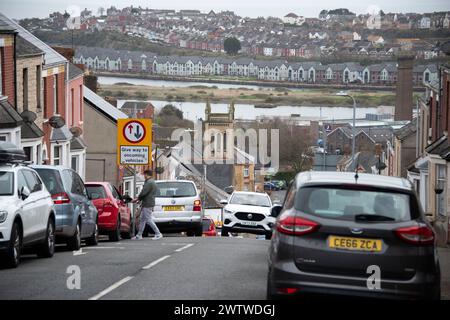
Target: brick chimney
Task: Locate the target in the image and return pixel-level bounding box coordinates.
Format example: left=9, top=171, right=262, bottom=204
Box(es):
left=395, top=53, right=415, bottom=121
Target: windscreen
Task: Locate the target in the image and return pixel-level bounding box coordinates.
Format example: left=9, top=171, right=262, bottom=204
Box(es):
left=34, top=169, right=65, bottom=195
left=156, top=182, right=197, bottom=198
left=230, top=193, right=271, bottom=207
left=294, top=186, right=414, bottom=222
left=0, top=172, right=14, bottom=196
left=86, top=185, right=108, bottom=200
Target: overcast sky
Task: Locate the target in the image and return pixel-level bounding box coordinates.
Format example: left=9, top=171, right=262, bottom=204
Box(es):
left=1, top=0, right=450, bottom=20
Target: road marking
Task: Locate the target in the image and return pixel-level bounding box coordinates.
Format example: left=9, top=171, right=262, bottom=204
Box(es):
left=84, top=246, right=126, bottom=250
left=88, top=276, right=134, bottom=300
left=175, top=243, right=194, bottom=252
left=142, top=255, right=171, bottom=270
left=73, top=248, right=87, bottom=256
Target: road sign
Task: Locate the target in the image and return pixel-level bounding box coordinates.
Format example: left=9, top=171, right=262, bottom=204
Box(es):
left=324, top=124, right=332, bottom=133
left=117, top=119, right=152, bottom=166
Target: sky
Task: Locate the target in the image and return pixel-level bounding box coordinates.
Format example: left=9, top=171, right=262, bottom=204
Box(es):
left=1, top=0, right=450, bottom=20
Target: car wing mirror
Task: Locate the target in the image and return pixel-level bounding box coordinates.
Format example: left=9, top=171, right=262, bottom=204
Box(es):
left=271, top=204, right=283, bottom=218
left=219, top=199, right=228, bottom=205
left=123, top=195, right=133, bottom=203
left=20, top=186, right=31, bottom=200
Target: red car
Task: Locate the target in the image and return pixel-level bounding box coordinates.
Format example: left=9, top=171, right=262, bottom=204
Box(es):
left=85, top=182, right=133, bottom=241
left=202, top=217, right=217, bottom=237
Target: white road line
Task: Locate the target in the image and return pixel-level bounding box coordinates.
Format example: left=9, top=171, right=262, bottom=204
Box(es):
left=88, top=276, right=134, bottom=300
left=73, top=249, right=87, bottom=256
left=174, top=243, right=194, bottom=252
left=142, top=255, right=171, bottom=270
left=84, top=246, right=125, bottom=250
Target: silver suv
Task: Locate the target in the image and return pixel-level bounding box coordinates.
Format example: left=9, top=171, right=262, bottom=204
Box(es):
left=150, top=180, right=204, bottom=236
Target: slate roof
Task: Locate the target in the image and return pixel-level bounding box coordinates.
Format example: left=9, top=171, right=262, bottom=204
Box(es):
left=21, top=121, right=44, bottom=139
left=0, top=97, right=22, bottom=128
left=16, top=35, right=43, bottom=58
left=70, top=136, right=87, bottom=150
left=0, top=12, right=66, bottom=67
left=50, top=126, right=73, bottom=142
left=83, top=85, right=128, bottom=122
left=68, top=63, right=84, bottom=80
left=394, top=118, right=417, bottom=140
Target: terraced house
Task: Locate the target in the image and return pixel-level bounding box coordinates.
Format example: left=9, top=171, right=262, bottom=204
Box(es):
left=74, top=46, right=438, bottom=87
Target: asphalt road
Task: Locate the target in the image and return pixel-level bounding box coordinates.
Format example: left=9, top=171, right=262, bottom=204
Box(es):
left=0, top=236, right=269, bottom=300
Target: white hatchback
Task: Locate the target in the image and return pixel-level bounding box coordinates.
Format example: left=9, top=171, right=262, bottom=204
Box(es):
left=221, top=191, right=276, bottom=240
left=0, top=164, right=56, bottom=268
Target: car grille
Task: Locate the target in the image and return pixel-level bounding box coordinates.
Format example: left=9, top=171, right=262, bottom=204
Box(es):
left=235, top=212, right=266, bottom=222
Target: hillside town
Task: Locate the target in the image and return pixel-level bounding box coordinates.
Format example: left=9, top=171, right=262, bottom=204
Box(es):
left=0, top=1, right=450, bottom=303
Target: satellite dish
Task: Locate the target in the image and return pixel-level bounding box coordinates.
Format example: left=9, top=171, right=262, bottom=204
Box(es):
left=21, top=110, right=37, bottom=123
left=70, top=126, right=83, bottom=137
left=49, top=116, right=65, bottom=129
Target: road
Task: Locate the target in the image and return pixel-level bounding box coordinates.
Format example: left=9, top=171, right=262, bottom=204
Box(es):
left=0, top=236, right=269, bottom=300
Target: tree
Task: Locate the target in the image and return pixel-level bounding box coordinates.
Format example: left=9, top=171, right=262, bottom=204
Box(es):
left=157, top=104, right=194, bottom=128
left=98, top=7, right=105, bottom=16
left=159, top=104, right=183, bottom=119
left=224, top=37, right=241, bottom=55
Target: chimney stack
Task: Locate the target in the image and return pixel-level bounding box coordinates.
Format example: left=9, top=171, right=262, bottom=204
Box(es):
left=395, top=52, right=415, bottom=121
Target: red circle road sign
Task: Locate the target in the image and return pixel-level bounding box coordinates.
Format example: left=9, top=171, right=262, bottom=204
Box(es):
left=122, top=120, right=147, bottom=144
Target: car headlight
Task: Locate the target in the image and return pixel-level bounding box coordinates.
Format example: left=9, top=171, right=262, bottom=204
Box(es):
left=0, top=210, right=8, bottom=223
left=224, top=209, right=234, bottom=215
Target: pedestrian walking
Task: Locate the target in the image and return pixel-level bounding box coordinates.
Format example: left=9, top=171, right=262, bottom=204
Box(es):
left=131, top=170, right=163, bottom=240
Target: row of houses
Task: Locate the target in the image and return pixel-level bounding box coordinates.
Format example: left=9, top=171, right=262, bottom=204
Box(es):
left=73, top=47, right=438, bottom=86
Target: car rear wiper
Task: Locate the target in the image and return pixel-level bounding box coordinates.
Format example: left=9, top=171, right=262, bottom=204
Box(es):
left=355, top=214, right=395, bottom=222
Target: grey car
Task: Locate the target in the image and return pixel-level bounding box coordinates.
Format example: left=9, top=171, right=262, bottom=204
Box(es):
left=32, top=166, right=98, bottom=250
left=267, top=171, right=440, bottom=300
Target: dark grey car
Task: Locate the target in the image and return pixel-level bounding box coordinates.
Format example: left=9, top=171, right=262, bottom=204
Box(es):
left=267, top=171, right=440, bottom=300
left=32, top=166, right=98, bottom=250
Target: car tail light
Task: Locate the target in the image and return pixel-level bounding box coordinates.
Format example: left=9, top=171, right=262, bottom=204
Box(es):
left=193, top=200, right=202, bottom=212
left=52, top=192, right=71, bottom=205
left=276, top=214, right=319, bottom=236
left=277, top=287, right=299, bottom=294
left=395, top=225, right=435, bottom=245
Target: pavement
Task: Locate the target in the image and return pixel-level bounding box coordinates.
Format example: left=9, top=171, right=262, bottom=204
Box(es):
left=438, top=246, right=450, bottom=299
left=0, top=236, right=269, bottom=300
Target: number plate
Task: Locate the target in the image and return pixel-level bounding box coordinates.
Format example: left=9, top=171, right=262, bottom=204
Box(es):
left=328, top=236, right=382, bottom=252
left=240, top=221, right=258, bottom=226
left=163, top=206, right=184, bottom=211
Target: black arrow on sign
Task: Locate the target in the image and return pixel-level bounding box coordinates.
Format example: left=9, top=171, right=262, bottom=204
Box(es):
left=134, top=124, right=142, bottom=140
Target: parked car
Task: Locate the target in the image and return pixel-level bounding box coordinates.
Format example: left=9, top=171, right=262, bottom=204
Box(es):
left=221, top=191, right=276, bottom=240
left=32, top=165, right=98, bottom=250
left=272, top=180, right=287, bottom=190
left=0, top=143, right=56, bottom=268
left=264, top=182, right=280, bottom=191
left=202, top=217, right=217, bottom=237
left=85, top=182, right=133, bottom=241
left=267, top=171, right=441, bottom=300
left=147, top=180, right=204, bottom=236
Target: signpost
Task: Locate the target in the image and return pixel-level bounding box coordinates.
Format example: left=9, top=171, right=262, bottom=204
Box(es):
left=117, top=119, right=152, bottom=166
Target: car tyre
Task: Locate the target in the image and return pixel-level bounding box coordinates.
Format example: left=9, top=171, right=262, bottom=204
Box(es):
left=121, top=215, right=134, bottom=239
left=265, top=232, right=272, bottom=240
left=194, top=225, right=203, bottom=237
left=3, top=222, right=22, bottom=268
left=86, top=222, right=99, bottom=246
left=67, top=222, right=81, bottom=251
left=109, top=217, right=121, bottom=242
left=221, top=227, right=229, bottom=237
left=37, top=218, right=55, bottom=258
left=266, top=272, right=279, bottom=300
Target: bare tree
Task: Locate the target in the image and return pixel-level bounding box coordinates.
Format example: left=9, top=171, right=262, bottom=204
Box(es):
left=97, top=7, right=105, bottom=16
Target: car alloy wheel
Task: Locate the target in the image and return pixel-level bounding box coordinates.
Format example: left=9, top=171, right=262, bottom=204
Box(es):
left=47, top=222, right=55, bottom=255
left=13, top=229, right=21, bottom=263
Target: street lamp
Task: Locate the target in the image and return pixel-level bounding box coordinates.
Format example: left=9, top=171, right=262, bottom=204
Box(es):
left=184, top=129, right=207, bottom=206
left=336, top=91, right=357, bottom=159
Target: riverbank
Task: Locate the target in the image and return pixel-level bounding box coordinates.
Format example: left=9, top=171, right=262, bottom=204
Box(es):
left=98, top=82, right=422, bottom=108
left=94, top=71, right=427, bottom=92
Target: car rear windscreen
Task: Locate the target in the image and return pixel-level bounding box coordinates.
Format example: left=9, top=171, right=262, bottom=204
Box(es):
left=34, top=169, right=65, bottom=195
left=156, top=182, right=197, bottom=198
left=86, top=185, right=107, bottom=200
left=294, top=186, right=415, bottom=222
left=0, top=172, right=13, bottom=195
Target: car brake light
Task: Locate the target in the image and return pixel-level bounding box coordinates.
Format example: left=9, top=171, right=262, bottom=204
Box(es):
left=395, top=225, right=435, bottom=245
left=193, top=200, right=202, bottom=212
left=103, top=199, right=114, bottom=207
left=277, top=287, right=299, bottom=294
left=276, top=214, right=319, bottom=236
left=52, top=192, right=71, bottom=205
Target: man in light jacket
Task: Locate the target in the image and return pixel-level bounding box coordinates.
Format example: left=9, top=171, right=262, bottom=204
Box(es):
left=132, top=170, right=163, bottom=240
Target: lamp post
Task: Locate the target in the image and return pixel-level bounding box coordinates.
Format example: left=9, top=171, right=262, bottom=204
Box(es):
left=184, top=129, right=207, bottom=206
left=336, top=91, right=357, bottom=159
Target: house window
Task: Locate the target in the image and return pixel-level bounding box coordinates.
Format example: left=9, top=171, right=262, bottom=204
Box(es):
left=243, top=167, right=249, bottom=178
left=23, top=146, right=32, bottom=161
left=0, top=135, right=7, bottom=142
left=53, top=74, right=58, bottom=114
left=53, top=145, right=61, bottom=165
left=71, top=155, right=79, bottom=173
left=71, top=88, right=74, bottom=126
left=22, top=68, right=28, bottom=111
left=36, top=66, right=41, bottom=110
left=436, top=164, right=446, bottom=217
left=424, top=72, right=430, bottom=83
